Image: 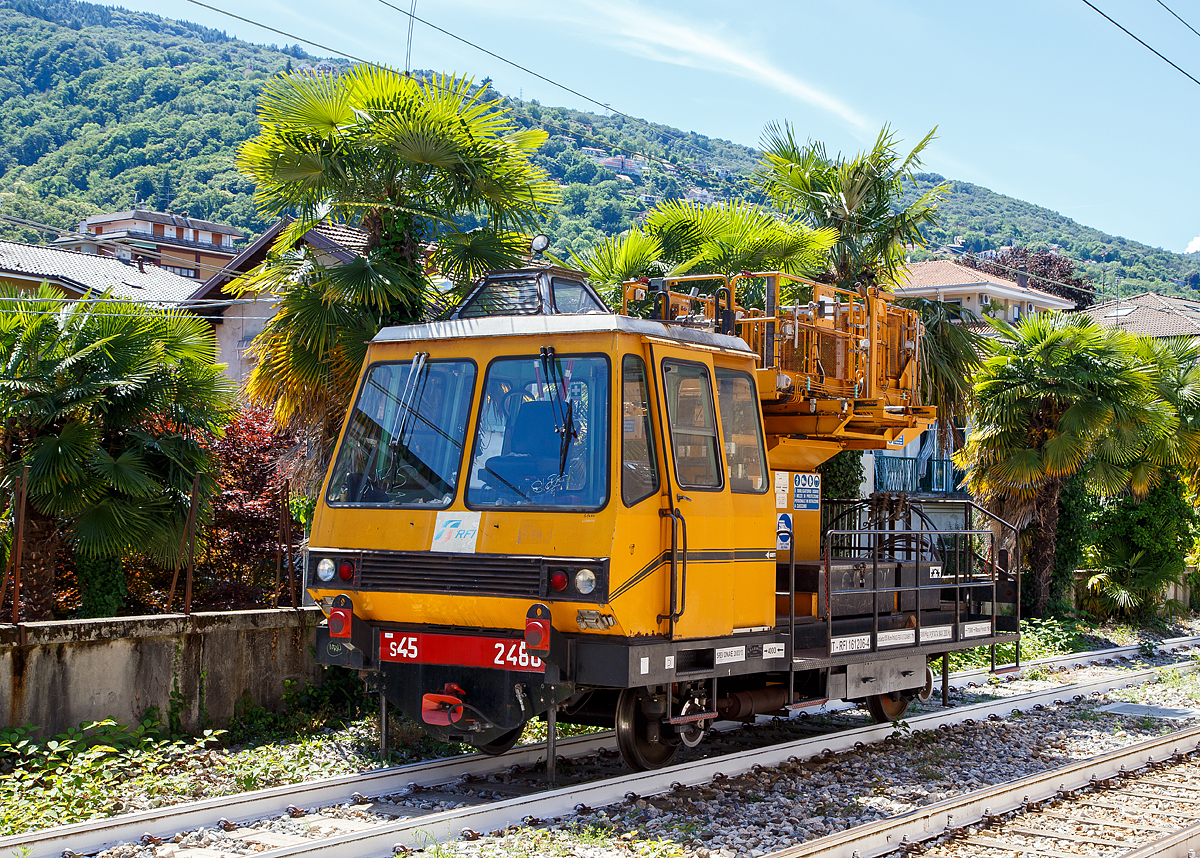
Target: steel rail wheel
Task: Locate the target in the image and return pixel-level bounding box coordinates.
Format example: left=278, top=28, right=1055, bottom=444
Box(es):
left=866, top=691, right=910, bottom=723
left=615, top=688, right=680, bottom=771
left=474, top=725, right=524, bottom=756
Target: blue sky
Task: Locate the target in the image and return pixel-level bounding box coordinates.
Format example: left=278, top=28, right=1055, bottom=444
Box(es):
left=102, top=0, right=1200, bottom=253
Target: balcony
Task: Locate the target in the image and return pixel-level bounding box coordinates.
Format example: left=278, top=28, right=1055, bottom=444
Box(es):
left=874, top=456, right=966, bottom=495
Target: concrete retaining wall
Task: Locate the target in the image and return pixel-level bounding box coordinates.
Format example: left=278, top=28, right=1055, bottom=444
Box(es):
left=0, top=607, right=323, bottom=736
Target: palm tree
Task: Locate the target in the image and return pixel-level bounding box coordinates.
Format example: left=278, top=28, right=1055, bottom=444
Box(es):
left=567, top=198, right=837, bottom=300
left=953, top=312, right=1174, bottom=617
left=895, top=296, right=985, bottom=450
left=231, top=68, right=560, bottom=443
left=0, top=284, right=236, bottom=618
left=754, top=123, right=948, bottom=288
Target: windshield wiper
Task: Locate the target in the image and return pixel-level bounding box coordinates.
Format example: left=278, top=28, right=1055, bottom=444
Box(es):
left=539, top=346, right=576, bottom=477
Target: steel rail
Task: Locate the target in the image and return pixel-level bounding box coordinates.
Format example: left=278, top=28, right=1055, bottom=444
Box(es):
left=766, top=724, right=1200, bottom=858
left=252, top=659, right=1200, bottom=858
left=8, top=637, right=1198, bottom=858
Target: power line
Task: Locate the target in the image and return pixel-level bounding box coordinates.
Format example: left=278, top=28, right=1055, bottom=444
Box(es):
left=185, top=0, right=743, bottom=195
left=373, top=0, right=723, bottom=168
left=1154, top=0, right=1200, bottom=42
left=1078, top=0, right=1200, bottom=88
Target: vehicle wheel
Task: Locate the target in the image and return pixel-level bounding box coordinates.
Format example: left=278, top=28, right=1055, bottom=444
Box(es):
left=474, top=725, right=524, bottom=756
left=866, top=692, right=910, bottom=723
left=615, top=688, right=679, bottom=771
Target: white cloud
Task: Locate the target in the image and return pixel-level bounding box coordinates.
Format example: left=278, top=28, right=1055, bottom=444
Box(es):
left=1187, top=235, right=1200, bottom=254
left=442, top=0, right=870, bottom=131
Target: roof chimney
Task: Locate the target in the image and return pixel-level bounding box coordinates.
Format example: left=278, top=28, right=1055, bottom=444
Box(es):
left=136, top=255, right=145, bottom=273
left=1017, top=265, right=1028, bottom=291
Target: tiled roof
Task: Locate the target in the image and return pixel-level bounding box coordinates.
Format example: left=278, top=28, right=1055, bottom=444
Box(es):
left=309, top=222, right=370, bottom=254
left=0, top=240, right=198, bottom=303
left=1081, top=292, right=1200, bottom=338
left=893, top=260, right=1073, bottom=307
left=86, top=209, right=245, bottom=237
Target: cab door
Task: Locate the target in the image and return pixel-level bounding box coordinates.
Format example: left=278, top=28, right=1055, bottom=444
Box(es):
left=652, top=346, right=772, bottom=639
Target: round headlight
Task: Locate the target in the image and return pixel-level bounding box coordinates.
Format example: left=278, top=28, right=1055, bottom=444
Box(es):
left=575, top=568, right=596, bottom=595
left=316, top=558, right=336, bottom=582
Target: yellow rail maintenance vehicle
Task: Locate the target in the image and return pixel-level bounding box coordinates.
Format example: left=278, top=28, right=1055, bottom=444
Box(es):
left=307, top=257, right=1020, bottom=770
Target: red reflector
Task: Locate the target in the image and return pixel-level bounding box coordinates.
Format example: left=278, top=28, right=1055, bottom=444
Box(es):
left=549, top=570, right=568, bottom=591
left=338, top=561, right=355, bottom=581
left=328, top=607, right=351, bottom=638
left=421, top=693, right=464, bottom=726
left=525, top=618, right=549, bottom=649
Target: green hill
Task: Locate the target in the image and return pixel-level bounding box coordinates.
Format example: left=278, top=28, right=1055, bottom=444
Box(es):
left=0, top=0, right=1195, bottom=300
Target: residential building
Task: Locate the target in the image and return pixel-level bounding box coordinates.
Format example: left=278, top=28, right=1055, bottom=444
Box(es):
left=580, top=147, right=607, bottom=160
left=53, top=209, right=246, bottom=282
left=598, top=155, right=644, bottom=176
left=891, top=259, right=1075, bottom=322
left=638, top=193, right=662, bottom=206
left=1083, top=291, right=1200, bottom=339
left=188, top=219, right=369, bottom=383
left=0, top=239, right=197, bottom=303
left=684, top=187, right=715, bottom=205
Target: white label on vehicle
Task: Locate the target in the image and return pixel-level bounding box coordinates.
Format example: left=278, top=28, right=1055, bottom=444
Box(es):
left=430, top=511, right=481, bottom=553
left=830, top=634, right=872, bottom=654
left=640, top=657, right=649, bottom=675
left=963, top=621, right=992, bottom=638
left=664, top=655, right=675, bottom=670
left=877, top=629, right=916, bottom=648
left=763, top=643, right=786, bottom=659
left=928, top=565, right=943, bottom=580
left=775, top=471, right=788, bottom=492
left=715, top=645, right=746, bottom=665
left=920, top=626, right=953, bottom=643
left=776, top=491, right=789, bottom=509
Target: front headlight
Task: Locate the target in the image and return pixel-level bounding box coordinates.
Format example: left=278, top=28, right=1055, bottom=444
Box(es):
left=575, top=568, right=596, bottom=595
left=316, top=558, right=336, bottom=582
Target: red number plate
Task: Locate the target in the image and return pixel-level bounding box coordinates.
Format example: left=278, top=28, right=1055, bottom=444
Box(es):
left=379, top=631, right=544, bottom=673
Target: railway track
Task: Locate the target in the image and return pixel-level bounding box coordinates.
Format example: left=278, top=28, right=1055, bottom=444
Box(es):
left=8, top=636, right=1200, bottom=858
left=767, top=721, right=1200, bottom=857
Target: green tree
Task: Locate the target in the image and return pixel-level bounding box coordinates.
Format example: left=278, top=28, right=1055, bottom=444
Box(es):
left=0, top=284, right=236, bottom=618
left=567, top=198, right=836, bottom=295
left=754, top=123, right=948, bottom=288
left=953, top=313, right=1175, bottom=617
left=231, top=67, right=560, bottom=443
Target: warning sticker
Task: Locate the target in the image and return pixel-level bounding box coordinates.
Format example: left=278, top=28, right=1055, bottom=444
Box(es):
left=793, top=473, right=821, bottom=511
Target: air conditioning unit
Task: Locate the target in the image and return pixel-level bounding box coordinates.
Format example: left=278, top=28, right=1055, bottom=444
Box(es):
left=978, top=293, right=988, bottom=304
left=1027, top=302, right=1035, bottom=313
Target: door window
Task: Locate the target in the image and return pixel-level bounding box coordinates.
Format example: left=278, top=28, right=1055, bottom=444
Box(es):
left=662, top=360, right=722, bottom=489
left=715, top=369, right=768, bottom=493
left=621, top=355, right=658, bottom=505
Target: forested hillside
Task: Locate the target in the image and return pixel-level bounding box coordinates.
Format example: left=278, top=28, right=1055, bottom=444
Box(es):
left=0, top=0, right=1195, bottom=298
left=904, top=173, right=1200, bottom=297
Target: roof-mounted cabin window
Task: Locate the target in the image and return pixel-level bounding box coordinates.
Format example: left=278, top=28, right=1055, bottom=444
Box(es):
left=552, top=278, right=605, bottom=314
left=458, top=276, right=541, bottom=318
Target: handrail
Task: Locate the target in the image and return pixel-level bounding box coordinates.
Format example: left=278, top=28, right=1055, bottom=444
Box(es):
left=656, top=508, right=689, bottom=636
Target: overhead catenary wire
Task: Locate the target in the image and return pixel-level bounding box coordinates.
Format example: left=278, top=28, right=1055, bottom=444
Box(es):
left=1077, top=0, right=1200, bottom=89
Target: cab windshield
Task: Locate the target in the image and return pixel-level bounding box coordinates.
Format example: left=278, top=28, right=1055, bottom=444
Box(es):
left=326, top=359, right=476, bottom=507
left=467, top=354, right=609, bottom=509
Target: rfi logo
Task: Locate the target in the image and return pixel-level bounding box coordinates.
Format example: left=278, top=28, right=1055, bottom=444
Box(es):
left=433, top=518, right=476, bottom=545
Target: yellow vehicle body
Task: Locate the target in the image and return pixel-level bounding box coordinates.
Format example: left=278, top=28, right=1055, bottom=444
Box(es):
left=306, top=267, right=1019, bottom=770
left=308, top=319, right=777, bottom=641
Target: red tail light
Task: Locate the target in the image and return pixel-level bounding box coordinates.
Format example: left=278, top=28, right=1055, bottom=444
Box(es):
left=328, top=607, right=352, bottom=638
left=549, top=569, right=568, bottom=591
left=337, top=560, right=355, bottom=581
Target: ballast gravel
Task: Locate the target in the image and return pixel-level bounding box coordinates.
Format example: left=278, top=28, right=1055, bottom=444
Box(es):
left=88, top=652, right=1200, bottom=858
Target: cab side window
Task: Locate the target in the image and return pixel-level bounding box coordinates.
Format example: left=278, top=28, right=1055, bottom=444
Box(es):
left=662, top=360, right=722, bottom=489
left=621, top=355, right=659, bottom=505
left=715, top=368, right=768, bottom=493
